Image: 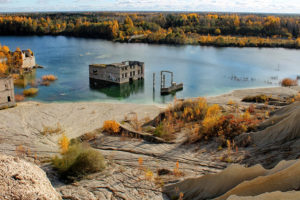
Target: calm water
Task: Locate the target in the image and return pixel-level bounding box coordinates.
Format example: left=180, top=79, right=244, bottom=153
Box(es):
left=1, top=36, right=300, bottom=104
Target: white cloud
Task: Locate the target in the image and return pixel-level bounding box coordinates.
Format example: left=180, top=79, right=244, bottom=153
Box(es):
left=1, top=0, right=300, bottom=13
left=113, top=0, right=300, bottom=13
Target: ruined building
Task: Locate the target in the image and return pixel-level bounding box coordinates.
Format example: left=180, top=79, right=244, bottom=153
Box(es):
left=89, top=61, right=144, bottom=87
left=0, top=76, right=15, bottom=109
left=21, top=50, right=36, bottom=69
left=5, top=49, right=36, bottom=74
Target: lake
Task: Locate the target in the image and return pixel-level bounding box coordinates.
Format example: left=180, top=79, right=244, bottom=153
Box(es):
left=1, top=36, right=300, bottom=104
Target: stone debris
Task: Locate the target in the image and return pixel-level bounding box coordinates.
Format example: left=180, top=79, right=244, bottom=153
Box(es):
left=0, top=153, right=61, bottom=200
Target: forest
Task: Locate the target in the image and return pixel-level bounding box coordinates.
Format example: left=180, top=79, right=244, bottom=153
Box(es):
left=1, top=12, right=300, bottom=48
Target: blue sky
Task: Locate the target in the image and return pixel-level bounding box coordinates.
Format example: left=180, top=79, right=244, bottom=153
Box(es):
left=0, top=0, right=300, bottom=13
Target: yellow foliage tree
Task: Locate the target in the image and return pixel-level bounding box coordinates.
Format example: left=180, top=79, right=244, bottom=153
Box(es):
left=111, top=20, right=119, bottom=38
left=296, top=38, right=300, bottom=48
left=0, top=62, right=8, bottom=74
left=215, top=28, right=221, bottom=35
left=2, top=45, right=10, bottom=53
left=124, top=15, right=134, bottom=27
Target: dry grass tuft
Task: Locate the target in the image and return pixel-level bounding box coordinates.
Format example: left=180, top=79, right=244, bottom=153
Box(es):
left=80, top=131, right=99, bottom=142
left=41, top=123, right=63, bottom=135
left=15, top=94, right=25, bottom=102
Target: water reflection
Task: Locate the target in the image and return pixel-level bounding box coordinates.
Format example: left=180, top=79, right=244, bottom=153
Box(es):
left=90, top=79, right=144, bottom=99
left=14, top=69, right=37, bottom=88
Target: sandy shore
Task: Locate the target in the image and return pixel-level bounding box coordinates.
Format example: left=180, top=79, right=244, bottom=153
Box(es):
left=0, top=101, right=163, bottom=156
left=206, top=86, right=300, bottom=105
left=0, top=86, right=299, bottom=157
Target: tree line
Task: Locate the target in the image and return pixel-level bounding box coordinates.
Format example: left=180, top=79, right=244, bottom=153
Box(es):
left=0, top=12, right=300, bottom=48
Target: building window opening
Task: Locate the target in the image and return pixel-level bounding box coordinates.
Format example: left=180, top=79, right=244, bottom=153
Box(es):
left=7, top=96, right=11, bottom=102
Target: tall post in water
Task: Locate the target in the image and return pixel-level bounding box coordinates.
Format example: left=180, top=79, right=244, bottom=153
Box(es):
left=160, top=71, right=163, bottom=89
left=153, top=73, right=155, bottom=101
left=153, top=73, right=155, bottom=91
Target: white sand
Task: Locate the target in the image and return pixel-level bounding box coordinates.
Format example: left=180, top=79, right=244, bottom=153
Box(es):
left=0, top=101, right=163, bottom=156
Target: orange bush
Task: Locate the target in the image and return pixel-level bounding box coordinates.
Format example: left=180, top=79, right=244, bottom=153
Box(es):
left=42, top=74, right=57, bottom=81
left=281, top=78, right=298, bottom=87
left=103, top=120, right=120, bottom=134
left=15, top=94, right=25, bottom=102
left=23, top=88, right=38, bottom=96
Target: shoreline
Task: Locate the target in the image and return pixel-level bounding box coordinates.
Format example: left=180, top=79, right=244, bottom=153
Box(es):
left=18, top=85, right=300, bottom=106
left=1, top=34, right=300, bottom=50
left=1, top=86, right=299, bottom=156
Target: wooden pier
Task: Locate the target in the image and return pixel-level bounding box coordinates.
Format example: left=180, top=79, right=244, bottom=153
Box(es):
left=160, top=71, right=183, bottom=95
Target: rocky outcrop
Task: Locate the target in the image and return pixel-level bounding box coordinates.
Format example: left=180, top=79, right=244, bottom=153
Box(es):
left=164, top=159, right=300, bottom=200
left=0, top=154, right=61, bottom=200
left=235, top=101, right=300, bottom=168
left=227, top=191, right=300, bottom=200
left=236, top=101, right=300, bottom=147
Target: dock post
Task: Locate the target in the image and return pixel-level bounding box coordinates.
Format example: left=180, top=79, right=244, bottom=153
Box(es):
left=160, top=71, right=163, bottom=90
left=153, top=73, right=155, bottom=91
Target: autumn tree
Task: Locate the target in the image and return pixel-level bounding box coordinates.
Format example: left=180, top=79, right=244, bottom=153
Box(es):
left=0, top=62, right=8, bottom=74
left=124, top=15, right=134, bottom=27
left=215, top=28, right=221, bottom=35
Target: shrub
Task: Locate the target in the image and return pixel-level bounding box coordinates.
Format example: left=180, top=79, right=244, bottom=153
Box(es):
left=23, top=88, right=38, bottom=97
left=169, top=97, right=208, bottom=122
left=52, top=142, right=105, bottom=180
left=15, top=94, right=25, bottom=102
left=281, top=78, right=298, bottom=87
left=103, top=120, right=120, bottom=134
left=242, top=95, right=270, bottom=103
left=80, top=131, right=99, bottom=142
left=42, top=74, right=57, bottom=81
left=202, top=113, right=259, bottom=145
left=41, top=123, right=63, bottom=135
left=154, top=123, right=168, bottom=138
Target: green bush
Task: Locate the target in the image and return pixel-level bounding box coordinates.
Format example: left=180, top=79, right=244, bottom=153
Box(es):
left=52, top=142, right=105, bottom=181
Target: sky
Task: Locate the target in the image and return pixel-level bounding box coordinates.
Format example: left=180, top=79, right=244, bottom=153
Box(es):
left=0, top=0, right=300, bottom=13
